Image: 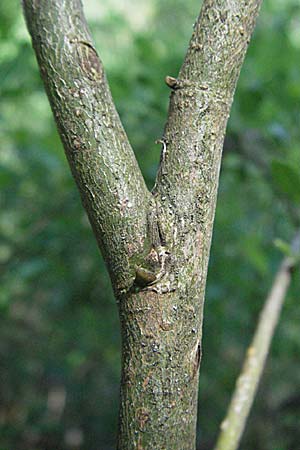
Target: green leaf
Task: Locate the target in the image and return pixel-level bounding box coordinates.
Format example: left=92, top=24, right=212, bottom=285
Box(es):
left=274, top=237, right=300, bottom=266
left=274, top=238, right=293, bottom=257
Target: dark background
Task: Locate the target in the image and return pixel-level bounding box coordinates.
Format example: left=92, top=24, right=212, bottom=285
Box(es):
left=1, top=0, right=300, bottom=449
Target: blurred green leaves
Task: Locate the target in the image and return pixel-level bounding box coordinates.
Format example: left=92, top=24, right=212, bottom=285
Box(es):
left=271, top=159, right=300, bottom=203
left=1, top=0, right=300, bottom=449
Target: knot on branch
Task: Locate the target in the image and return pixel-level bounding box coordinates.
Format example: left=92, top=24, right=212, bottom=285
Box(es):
left=70, top=38, right=103, bottom=81
left=165, top=75, right=180, bottom=89
left=165, top=75, right=210, bottom=93
left=133, top=245, right=171, bottom=290
left=134, top=266, right=157, bottom=288
left=165, top=75, right=193, bottom=90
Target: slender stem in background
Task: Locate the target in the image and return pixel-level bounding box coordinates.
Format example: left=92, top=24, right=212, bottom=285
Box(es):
left=214, top=231, right=300, bottom=450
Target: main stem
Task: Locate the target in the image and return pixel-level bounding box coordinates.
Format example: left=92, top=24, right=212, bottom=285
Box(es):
left=22, top=0, right=263, bottom=449
left=118, top=287, right=202, bottom=450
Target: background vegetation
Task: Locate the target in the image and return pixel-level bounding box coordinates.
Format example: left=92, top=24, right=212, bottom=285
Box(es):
left=1, top=0, right=300, bottom=449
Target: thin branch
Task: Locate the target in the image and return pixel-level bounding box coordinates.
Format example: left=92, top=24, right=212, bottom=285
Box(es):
left=155, top=0, right=263, bottom=198
left=22, top=0, right=151, bottom=292
left=214, top=231, right=300, bottom=450
left=153, top=0, right=263, bottom=292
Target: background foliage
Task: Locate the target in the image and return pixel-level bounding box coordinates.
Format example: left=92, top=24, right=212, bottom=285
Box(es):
left=1, top=1, right=300, bottom=449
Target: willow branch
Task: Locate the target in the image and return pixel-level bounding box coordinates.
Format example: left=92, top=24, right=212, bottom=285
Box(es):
left=22, top=0, right=151, bottom=292
left=214, top=231, right=300, bottom=450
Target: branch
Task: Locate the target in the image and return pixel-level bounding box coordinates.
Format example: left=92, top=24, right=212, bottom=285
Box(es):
left=153, top=0, right=262, bottom=289
left=22, top=0, right=151, bottom=292
left=213, top=231, right=300, bottom=450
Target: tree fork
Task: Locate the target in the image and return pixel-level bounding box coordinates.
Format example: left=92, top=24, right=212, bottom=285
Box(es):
left=22, top=0, right=262, bottom=448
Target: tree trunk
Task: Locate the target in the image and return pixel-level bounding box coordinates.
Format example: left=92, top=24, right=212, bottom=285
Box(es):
left=22, top=0, right=262, bottom=448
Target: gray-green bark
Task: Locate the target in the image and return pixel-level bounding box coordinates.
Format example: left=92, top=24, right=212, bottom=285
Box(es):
left=22, top=1, right=262, bottom=449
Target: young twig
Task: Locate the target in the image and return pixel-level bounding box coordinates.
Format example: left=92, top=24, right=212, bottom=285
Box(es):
left=214, top=231, right=300, bottom=450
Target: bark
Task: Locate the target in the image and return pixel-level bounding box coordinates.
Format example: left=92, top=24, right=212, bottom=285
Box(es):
left=22, top=0, right=262, bottom=449
left=22, top=0, right=151, bottom=294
